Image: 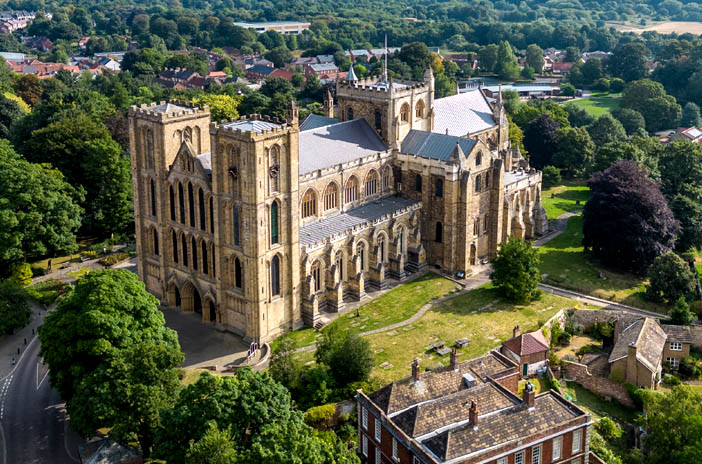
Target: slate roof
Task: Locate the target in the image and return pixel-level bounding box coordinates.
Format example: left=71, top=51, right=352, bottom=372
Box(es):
left=661, top=324, right=693, bottom=344
left=421, top=393, right=585, bottom=462
left=401, top=130, right=476, bottom=162
left=299, top=113, right=339, bottom=132
left=196, top=152, right=211, bottom=174
left=502, top=331, right=548, bottom=357
left=246, top=64, right=276, bottom=75
left=317, top=54, right=335, bottom=63
left=299, top=196, right=418, bottom=248
left=433, top=90, right=496, bottom=137
left=221, top=120, right=282, bottom=134
left=609, top=318, right=667, bottom=372
left=298, top=118, right=387, bottom=174
left=308, top=63, right=338, bottom=72
left=368, top=352, right=515, bottom=416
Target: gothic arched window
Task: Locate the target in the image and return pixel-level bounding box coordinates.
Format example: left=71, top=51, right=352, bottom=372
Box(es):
left=172, top=230, right=178, bottom=264
left=188, top=183, right=195, bottom=227
left=271, top=201, right=279, bottom=245
left=271, top=255, right=281, bottom=296
left=400, top=103, right=409, bottom=122
left=192, top=236, right=198, bottom=270
left=178, top=183, right=185, bottom=224
left=235, top=257, right=242, bottom=289
left=202, top=241, right=208, bottom=274
left=169, top=185, right=176, bottom=221
left=233, top=204, right=240, bottom=246
left=344, top=176, right=359, bottom=204
left=301, top=189, right=317, bottom=219
left=365, top=170, right=378, bottom=197
left=198, top=188, right=206, bottom=231
left=324, top=183, right=339, bottom=211
left=436, top=222, right=443, bottom=243
left=435, top=178, right=444, bottom=198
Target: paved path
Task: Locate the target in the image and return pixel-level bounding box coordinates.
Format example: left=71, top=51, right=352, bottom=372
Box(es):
left=533, top=211, right=580, bottom=246
left=0, top=301, right=46, bottom=381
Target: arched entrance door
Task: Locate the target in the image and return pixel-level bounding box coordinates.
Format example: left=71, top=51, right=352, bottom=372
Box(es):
left=209, top=302, right=216, bottom=323
left=167, top=283, right=181, bottom=308
left=193, top=289, right=202, bottom=314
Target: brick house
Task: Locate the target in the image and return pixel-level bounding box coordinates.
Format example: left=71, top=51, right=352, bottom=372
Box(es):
left=661, top=324, right=692, bottom=370
left=609, top=318, right=666, bottom=389
left=500, top=325, right=549, bottom=377
left=305, top=63, right=340, bottom=79
left=357, top=350, right=592, bottom=464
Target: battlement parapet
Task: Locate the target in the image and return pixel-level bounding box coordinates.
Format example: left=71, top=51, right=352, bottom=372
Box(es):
left=129, top=100, right=210, bottom=122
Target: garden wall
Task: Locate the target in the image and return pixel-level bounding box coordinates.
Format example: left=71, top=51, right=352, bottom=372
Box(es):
left=571, top=309, right=628, bottom=331
left=563, top=360, right=635, bottom=408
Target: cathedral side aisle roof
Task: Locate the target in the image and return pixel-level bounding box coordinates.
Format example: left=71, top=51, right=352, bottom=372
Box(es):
left=299, top=196, right=419, bottom=248
left=401, top=130, right=475, bottom=161
left=299, top=113, right=339, bottom=131
left=299, top=118, right=388, bottom=174
left=433, top=90, right=495, bottom=136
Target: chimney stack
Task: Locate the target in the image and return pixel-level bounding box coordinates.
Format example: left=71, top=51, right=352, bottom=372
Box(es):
left=450, top=347, right=458, bottom=370
left=523, top=381, right=535, bottom=408
left=513, top=325, right=521, bottom=338
left=469, top=400, right=479, bottom=427
left=412, top=358, right=420, bottom=380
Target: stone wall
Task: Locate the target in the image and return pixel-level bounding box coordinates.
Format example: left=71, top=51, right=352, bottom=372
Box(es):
left=571, top=309, right=627, bottom=331
left=564, top=360, right=635, bottom=408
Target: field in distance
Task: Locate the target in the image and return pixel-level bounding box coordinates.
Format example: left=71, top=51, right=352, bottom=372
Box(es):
left=608, top=21, right=702, bottom=34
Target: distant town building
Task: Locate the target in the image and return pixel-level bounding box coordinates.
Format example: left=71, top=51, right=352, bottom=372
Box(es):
left=665, top=126, right=702, bottom=144
left=6, top=59, right=79, bottom=78
left=0, top=10, right=37, bottom=33
left=304, top=63, right=340, bottom=79
left=233, top=21, right=310, bottom=34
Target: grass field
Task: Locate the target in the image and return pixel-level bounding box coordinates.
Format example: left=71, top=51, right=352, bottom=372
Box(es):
left=564, top=93, right=621, bottom=117
left=363, top=285, right=590, bottom=384
left=611, top=21, right=702, bottom=34
left=541, top=182, right=590, bottom=220
left=272, top=272, right=459, bottom=351
left=538, top=215, right=667, bottom=313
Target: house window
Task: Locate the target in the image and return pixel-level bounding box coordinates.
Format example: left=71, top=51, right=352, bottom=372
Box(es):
left=552, top=436, right=562, bottom=461
left=181, top=235, right=188, bottom=266
left=271, top=201, right=279, bottom=244
left=378, top=236, right=386, bottom=264
left=435, top=178, right=443, bottom=197
left=234, top=258, right=242, bottom=289
left=150, top=179, right=157, bottom=216
left=233, top=205, right=240, bottom=246
left=415, top=173, right=422, bottom=192
left=497, top=459, right=506, bottom=464
left=324, top=183, right=339, bottom=210
left=532, top=445, right=541, bottom=464
left=413, top=457, right=420, bottom=464
left=668, top=357, right=680, bottom=369
left=302, top=189, right=317, bottom=219
left=475, top=174, right=481, bottom=193
left=169, top=185, right=176, bottom=221
left=270, top=145, right=280, bottom=193
left=199, top=188, right=206, bottom=231
left=188, top=183, right=195, bottom=227
left=670, top=342, right=682, bottom=351
left=344, top=177, right=359, bottom=203
left=375, top=418, right=381, bottom=442
left=365, top=171, right=379, bottom=197
left=515, top=451, right=524, bottom=464
left=362, top=407, right=368, bottom=429
left=271, top=255, right=280, bottom=296
left=172, top=231, right=178, bottom=264
left=192, top=237, right=198, bottom=270
left=572, top=429, right=582, bottom=453
left=362, top=435, right=368, bottom=457
left=400, top=103, right=409, bottom=122
left=392, top=438, right=398, bottom=461
left=376, top=448, right=382, bottom=464
left=435, top=222, right=443, bottom=243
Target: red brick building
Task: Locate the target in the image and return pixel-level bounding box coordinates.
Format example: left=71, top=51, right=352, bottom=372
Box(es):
left=500, top=325, right=549, bottom=377
left=357, top=350, right=592, bottom=464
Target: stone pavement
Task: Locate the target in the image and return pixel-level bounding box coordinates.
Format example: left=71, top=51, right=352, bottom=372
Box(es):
left=0, top=300, right=49, bottom=381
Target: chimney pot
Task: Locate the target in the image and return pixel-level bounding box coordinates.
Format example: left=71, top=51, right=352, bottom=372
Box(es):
left=469, top=400, right=479, bottom=426
left=450, top=347, right=458, bottom=370
left=513, top=325, right=521, bottom=338
left=412, top=358, right=420, bottom=380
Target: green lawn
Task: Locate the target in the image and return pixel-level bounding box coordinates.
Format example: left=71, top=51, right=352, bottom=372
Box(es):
left=363, top=285, right=591, bottom=384
left=538, top=215, right=667, bottom=313
left=273, top=272, right=459, bottom=351
left=541, top=182, right=590, bottom=220
left=26, top=279, right=71, bottom=305
left=67, top=267, right=92, bottom=279
left=563, top=93, right=621, bottom=117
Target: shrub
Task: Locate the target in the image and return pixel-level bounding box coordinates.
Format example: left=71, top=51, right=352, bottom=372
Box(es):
left=610, top=78, right=625, bottom=93
left=542, top=165, right=561, bottom=188
left=679, top=356, right=701, bottom=379
left=670, top=297, right=696, bottom=326
left=295, top=365, right=336, bottom=410
left=548, top=350, right=560, bottom=367
left=576, top=344, right=602, bottom=357
left=550, top=378, right=562, bottom=393
left=9, top=263, right=32, bottom=287
left=315, top=328, right=374, bottom=388
left=304, top=403, right=337, bottom=429
left=99, top=252, right=130, bottom=267
left=25, top=279, right=69, bottom=305
left=646, top=252, right=696, bottom=304
left=593, top=78, right=610, bottom=92
left=595, top=417, right=622, bottom=440
left=625, top=383, right=646, bottom=411
left=550, top=325, right=563, bottom=347
left=490, top=237, right=541, bottom=303
left=663, top=373, right=681, bottom=385
left=80, top=250, right=98, bottom=259
left=559, top=331, right=572, bottom=346
left=0, top=280, right=32, bottom=334
left=89, top=241, right=113, bottom=255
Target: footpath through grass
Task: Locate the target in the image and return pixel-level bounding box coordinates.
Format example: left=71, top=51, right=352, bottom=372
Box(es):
left=541, top=182, right=590, bottom=220
left=538, top=215, right=667, bottom=313
left=563, top=92, right=621, bottom=117
left=364, top=285, right=590, bottom=384
left=272, top=272, right=459, bottom=351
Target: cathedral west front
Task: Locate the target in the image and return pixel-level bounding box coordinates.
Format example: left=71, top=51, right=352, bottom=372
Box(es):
left=129, top=68, right=548, bottom=343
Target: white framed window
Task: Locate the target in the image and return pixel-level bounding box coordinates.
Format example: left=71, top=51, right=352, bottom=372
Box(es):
left=532, top=444, right=541, bottom=464
left=376, top=447, right=381, bottom=464
left=515, top=451, right=524, bottom=464
left=362, top=407, right=368, bottom=430
left=572, top=429, right=582, bottom=453
left=668, top=357, right=680, bottom=368
left=393, top=437, right=399, bottom=461
left=363, top=435, right=368, bottom=457
left=670, top=342, right=682, bottom=351
left=375, top=418, right=381, bottom=442
left=497, top=459, right=506, bottom=464
left=552, top=436, right=562, bottom=461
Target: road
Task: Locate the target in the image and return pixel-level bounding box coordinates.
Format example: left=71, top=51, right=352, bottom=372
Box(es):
left=0, top=334, right=82, bottom=464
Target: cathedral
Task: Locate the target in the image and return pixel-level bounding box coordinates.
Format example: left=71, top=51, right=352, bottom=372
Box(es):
left=128, top=68, right=548, bottom=343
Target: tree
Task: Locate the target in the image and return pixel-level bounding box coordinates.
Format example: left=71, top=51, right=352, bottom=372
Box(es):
left=592, top=141, right=645, bottom=174
left=581, top=58, right=602, bottom=84
left=239, top=92, right=270, bottom=115
left=542, top=166, right=561, bottom=188
left=265, top=46, right=293, bottom=69
left=9, top=262, right=32, bottom=286
left=643, top=386, right=702, bottom=463
left=523, top=114, right=560, bottom=169
left=260, top=78, right=294, bottom=99
left=0, top=280, right=31, bottom=334
left=520, top=65, right=535, bottom=80
left=592, top=78, right=610, bottom=92
left=525, top=44, right=545, bottom=73
left=69, top=340, right=183, bottom=456
left=268, top=336, right=300, bottom=391
left=38, top=270, right=180, bottom=403
left=583, top=161, right=679, bottom=274
left=560, top=83, right=576, bottom=97
left=185, top=423, right=237, bottom=464
left=659, top=141, right=702, bottom=199
left=612, top=108, right=646, bottom=135
left=0, top=140, right=82, bottom=267
left=621, top=79, right=681, bottom=132
left=681, top=102, right=702, bottom=128
left=315, top=329, right=374, bottom=387
left=495, top=41, right=519, bottom=81
left=193, top=94, right=242, bottom=121
left=502, top=89, right=521, bottom=115
left=478, top=44, right=498, bottom=73
left=15, top=74, right=42, bottom=106
left=587, top=113, right=626, bottom=147
left=397, top=42, right=433, bottom=79
left=490, top=237, right=541, bottom=303
left=565, top=105, right=595, bottom=127
left=609, top=78, right=626, bottom=93
left=553, top=126, right=595, bottom=177
left=670, top=194, right=702, bottom=252
left=608, top=43, right=648, bottom=82
left=646, top=252, right=696, bottom=304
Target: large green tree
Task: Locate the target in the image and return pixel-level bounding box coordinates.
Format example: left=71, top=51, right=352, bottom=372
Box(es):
left=587, top=113, right=626, bottom=147
left=490, top=236, right=541, bottom=303
left=0, top=280, right=31, bottom=334
left=553, top=126, right=595, bottom=177
left=495, top=41, right=519, bottom=80
left=525, top=44, right=545, bottom=73
left=0, top=140, right=82, bottom=268
left=621, top=79, right=681, bottom=132
left=608, top=42, right=648, bottom=82
left=681, top=102, right=702, bottom=128
left=315, top=329, right=374, bottom=387
left=646, top=252, right=696, bottom=304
